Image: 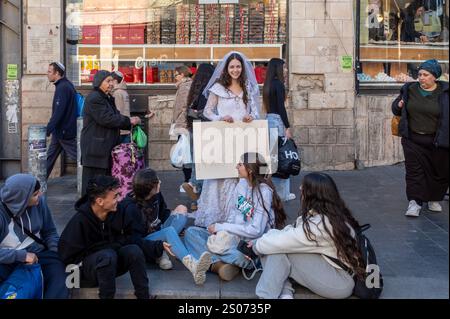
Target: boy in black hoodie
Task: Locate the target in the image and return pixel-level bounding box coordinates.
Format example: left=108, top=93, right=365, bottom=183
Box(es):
left=58, top=175, right=151, bottom=299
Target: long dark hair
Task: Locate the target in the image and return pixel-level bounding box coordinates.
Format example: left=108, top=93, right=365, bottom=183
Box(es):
left=300, top=173, right=366, bottom=279
left=187, top=63, right=215, bottom=108
left=132, top=168, right=160, bottom=204
left=217, top=53, right=249, bottom=106
left=241, top=152, right=286, bottom=229
left=263, top=58, right=285, bottom=114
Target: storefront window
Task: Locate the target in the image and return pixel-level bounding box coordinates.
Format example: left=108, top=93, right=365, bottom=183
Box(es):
left=65, top=0, right=287, bottom=87
left=357, top=0, right=449, bottom=88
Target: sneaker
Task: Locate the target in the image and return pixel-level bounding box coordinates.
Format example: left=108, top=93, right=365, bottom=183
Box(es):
left=405, top=200, right=421, bottom=217
left=428, top=201, right=442, bottom=212
left=286, top=193, right=296, bottom=201
left=279, top=292, right=294, bottom=299
left=156, top=251, right=173, bottom=270
left=210, top=261, right=240, bottom=281
left=182, top=182, right=199, bottom=201
left=179, top=185, right=186, bottom=193
left=182, top=252, right=212, bottom=285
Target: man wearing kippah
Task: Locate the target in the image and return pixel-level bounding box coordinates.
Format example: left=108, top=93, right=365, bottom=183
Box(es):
left=46, top=62, right=77, bottom=179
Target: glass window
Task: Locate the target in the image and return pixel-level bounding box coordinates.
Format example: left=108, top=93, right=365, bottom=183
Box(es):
left=65, top=0, right=287, bottom=86
left=357, top=0, right=449, bottom=88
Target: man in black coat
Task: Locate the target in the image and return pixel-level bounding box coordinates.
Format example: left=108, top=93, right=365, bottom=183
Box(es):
left=80, top=70, right=141, bottom=195
left=46, top=62, right=78, bottom=178
left=58, top=176, right=151, bottom=299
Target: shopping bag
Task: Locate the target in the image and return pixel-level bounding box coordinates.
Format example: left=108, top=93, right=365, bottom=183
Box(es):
left=132, top=125, right=148, bottom=149
left=170, top=134, right=192, bottom=168
left=0, top=264, right=44, bottom=299
left=273, top=137, right=301, bottom=179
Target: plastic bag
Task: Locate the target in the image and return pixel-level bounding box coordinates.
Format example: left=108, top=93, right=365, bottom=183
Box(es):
left=132, top=125, right=148, bottom=149
left=170, top=134, right=192, bottom=168
left=75, top=92, right=85, bottom=118
left=0, top=264, right=44, bottom=299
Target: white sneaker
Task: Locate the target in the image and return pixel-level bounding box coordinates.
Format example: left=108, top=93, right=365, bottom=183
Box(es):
left=405, top=200, right=421, bottom=217
left=156, top=251, right=173, bottom=270
left=286, top=193, right=296, bottom=201
left=179, top=185, right=186, bottom=193
left=279, top=292, right=294, bottom=299
left=182, top=252, right=212, bottom=285
left=428, top=201, right=442, bottom=212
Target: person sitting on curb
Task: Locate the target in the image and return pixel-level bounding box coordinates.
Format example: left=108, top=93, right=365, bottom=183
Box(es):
left=58, top=175, right=150, bottom=299
left=0, top=174, right=69, bottom=299
left=121, top=168, right=212, bottom=285
left=184, top=153, right=287, bottom=282
left=249, top=173, right=365, bottom=299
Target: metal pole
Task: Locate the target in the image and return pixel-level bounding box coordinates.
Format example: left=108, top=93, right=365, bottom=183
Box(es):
left=28, top=125, right=47, bottom=193
left=77, top=117, right=83, bottom=198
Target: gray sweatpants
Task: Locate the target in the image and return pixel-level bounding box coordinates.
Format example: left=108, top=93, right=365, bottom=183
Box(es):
left=256, top=253, right=355, bottom=299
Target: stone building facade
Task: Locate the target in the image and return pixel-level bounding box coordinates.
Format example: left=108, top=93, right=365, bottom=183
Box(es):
left=12, top=0, right=405, bottom=177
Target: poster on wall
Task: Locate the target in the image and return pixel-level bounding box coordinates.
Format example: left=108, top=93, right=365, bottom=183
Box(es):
left=26, top=25, right=60, bottom=74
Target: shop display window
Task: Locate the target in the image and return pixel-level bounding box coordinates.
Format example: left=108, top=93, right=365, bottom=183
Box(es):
left=357, top=0, right=449, bottom=89
left=65, top=0, right=287, bottom=87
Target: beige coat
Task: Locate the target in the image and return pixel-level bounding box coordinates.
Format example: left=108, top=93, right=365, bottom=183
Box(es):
left=112, top=81, right=130, bottom=136
left=172, top=77, right=192, bottom=131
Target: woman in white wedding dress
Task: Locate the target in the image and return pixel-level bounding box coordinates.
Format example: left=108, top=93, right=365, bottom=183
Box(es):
left=194, top=51, right=261, bottom=228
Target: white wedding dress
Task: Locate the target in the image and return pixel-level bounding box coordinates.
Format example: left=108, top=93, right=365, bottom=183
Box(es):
left=194, top=83, right=258, bottom=227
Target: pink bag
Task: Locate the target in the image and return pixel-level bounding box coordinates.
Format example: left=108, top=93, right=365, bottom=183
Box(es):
left=111, top=142, right=145, bottom=200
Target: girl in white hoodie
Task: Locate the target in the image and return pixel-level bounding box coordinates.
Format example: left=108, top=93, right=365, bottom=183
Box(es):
left=249, top=172, right=366, bottom=299
left=184, top=152, right=287, bottom=282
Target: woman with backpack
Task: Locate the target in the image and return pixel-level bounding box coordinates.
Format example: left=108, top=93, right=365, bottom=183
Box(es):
left=249, top=172, right=366, bottom=299
left=263, top=58, right=296, bottom=202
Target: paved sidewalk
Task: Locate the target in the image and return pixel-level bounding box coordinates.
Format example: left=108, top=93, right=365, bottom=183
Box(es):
left=44, top=164, right=449, bottom=299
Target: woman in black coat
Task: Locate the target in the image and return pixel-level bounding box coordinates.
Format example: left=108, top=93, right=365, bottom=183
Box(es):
left=80, top=70, right=141, bottom=195
left=392, top=59, right=449, bottom=217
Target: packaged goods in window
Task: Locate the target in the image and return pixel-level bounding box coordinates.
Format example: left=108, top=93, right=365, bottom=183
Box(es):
left=205, top=4, right=220, bottom=44
left=113, top=24, right=130, bottom=45
left=234, top=4, right=249, bottom=44
left=249, top=2, right=265, bottom=44
left=176, top=4, right=190, bottom=44
left=146, top=66, right=159, bottom=84
left=255, top=64, right=267, bottom=84
left=81, top=25, right=100, bottom=44
left=264, top=0, right=278, bottom=43
left=146, top=8, right=161, bottom=44
left=220, top=4, right=235, bottom=44
left=190, top=3, right=205, bottom=44
left=278, top=0, right=287, bottom=43
left=118, top=66, right=134, bottom=83
left=132, top=67, right=144, bottom=83
left=129, top=24, right=145, bottom=44
left=161, top=6, right=177, bottom=44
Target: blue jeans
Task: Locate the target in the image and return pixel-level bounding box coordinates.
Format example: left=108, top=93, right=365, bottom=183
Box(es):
left=267, top=114, right=291, bottom=201
left=144, top=214, right=189, bottom=261
left=184, top=226, right=251, bottom=269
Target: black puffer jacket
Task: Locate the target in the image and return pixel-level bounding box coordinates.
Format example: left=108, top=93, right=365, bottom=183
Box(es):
left=81, top=89, right=131, bottom=169
left=392, top=81, right=449, bottom=149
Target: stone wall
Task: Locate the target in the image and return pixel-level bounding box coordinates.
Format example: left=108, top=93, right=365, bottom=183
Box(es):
left=21, top=0, right=62, bottom=177
left=288, top=0, right=356, bottom=170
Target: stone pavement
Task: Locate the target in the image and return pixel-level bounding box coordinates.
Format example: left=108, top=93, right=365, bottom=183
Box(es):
left=41, top=164, right=449, bottom=299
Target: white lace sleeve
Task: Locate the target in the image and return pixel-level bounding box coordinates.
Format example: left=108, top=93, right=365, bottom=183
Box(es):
left=203, top=92, right=221, bottom=121
left=247, top=85, right=261, bottom=119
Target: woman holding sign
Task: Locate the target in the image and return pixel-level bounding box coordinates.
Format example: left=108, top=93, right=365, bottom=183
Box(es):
left=193, top=52, right=261, bottom=228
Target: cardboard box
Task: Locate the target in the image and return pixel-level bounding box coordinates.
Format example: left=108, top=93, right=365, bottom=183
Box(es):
left=81, top=25, right=100, bottom=44
left=113, top=25, right=130, bottom=45
left=129, top=24, right=146, bottom=44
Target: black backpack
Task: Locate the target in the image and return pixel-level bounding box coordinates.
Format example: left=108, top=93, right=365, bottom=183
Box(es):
left=328, top=224, right=383, bottom=299
left=273, top=137, right=301, bottom=179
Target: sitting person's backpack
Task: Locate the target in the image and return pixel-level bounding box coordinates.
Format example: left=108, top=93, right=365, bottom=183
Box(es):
left=75, top=92, right=85, bottom=118
left=328, top=224, right=383, bottom=299
left=0, top=264, right=44, bottom=299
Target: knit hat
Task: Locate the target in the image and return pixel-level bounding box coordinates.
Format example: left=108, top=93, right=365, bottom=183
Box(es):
left=418, top=59, right=442, bottom=79
left=93, top=70, right=111, bottom=89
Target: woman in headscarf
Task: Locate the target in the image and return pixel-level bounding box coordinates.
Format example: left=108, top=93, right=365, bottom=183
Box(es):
left=392, top=59, right=449, bottom=217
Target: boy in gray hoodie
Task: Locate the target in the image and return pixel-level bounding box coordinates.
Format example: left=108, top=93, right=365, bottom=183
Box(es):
left=0, top=174, right=68, bottom=298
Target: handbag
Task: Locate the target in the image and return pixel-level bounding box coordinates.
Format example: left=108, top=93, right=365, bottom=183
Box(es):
left=206, top=231, right=240, bottom=255
left=391, top=115, right=401, bottom=137
left=273, top=137, right=301, bottom=179
left=0, top=264, right=44, bottom=299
